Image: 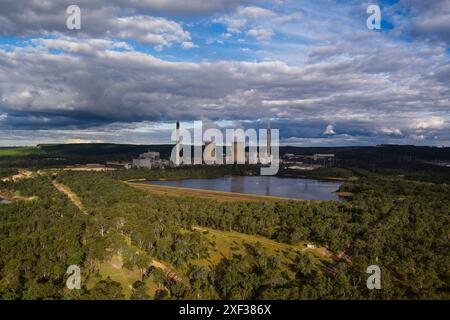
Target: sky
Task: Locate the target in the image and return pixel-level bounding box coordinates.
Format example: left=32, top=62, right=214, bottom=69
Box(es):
left=0, top=0, right=449, bottom=147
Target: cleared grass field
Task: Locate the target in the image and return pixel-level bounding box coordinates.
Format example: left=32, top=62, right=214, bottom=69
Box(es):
left=85, top=226, right=331, bottom=299
left=87, top=255, right=161, bottom=299
left=0, top=147, right=43, bottom=157
left=86, top=233, right=182, bottom=299
left=190, top=226, right=332, bottom=267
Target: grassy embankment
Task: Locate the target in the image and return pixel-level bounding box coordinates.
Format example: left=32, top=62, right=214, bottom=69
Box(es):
left=127, top=182, right=308, bottom=203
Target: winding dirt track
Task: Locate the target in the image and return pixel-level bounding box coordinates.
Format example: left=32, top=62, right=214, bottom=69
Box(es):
left=1, top=170, right=34, bottom=182
left=52, top=181, right=88, bottom=215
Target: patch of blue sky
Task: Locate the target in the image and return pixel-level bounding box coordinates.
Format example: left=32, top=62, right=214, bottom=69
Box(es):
left=0, top=36, right=35, bottom=51
left=0, top=35, right=58, bottom=51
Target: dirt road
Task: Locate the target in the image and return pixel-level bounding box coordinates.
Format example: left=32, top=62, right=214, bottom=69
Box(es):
left=52, top=181, right=88, bottom=214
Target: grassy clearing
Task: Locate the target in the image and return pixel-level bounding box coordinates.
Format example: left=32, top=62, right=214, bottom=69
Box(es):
left=87, top=255, right=161, bottom=299
left=96, top=256, right=137, bottom=297
left=86, top=226, right=332, bottom=299
left=190, top=226, right=331, bottom=267
left=0, top=147, right=43, bottom=157
left=87, top=234, right=181, bottom=299
left=335, top=191, right=354, bottom=197
left=0, top=190, right=38, bottom=202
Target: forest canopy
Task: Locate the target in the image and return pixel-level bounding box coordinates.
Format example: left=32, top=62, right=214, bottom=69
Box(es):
left=0, top=154, right=449, bottom=300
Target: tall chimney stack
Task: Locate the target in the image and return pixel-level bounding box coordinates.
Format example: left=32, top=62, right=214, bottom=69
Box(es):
left=176, top=121, right=180, bottom=165
left=267, top=120, right=271, bottom=158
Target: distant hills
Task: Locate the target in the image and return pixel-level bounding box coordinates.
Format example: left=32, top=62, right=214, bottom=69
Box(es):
left=0, top=143, right=449, bottom=170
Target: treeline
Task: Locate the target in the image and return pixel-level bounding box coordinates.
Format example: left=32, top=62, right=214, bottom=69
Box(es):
left=111, top=165, right=259, bottom=182
left=279, top=167, right=355, bottom=180
left=1, top=143, right=449, bottom=171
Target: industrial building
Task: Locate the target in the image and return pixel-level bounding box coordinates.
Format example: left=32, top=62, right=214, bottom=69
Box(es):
left=172, top=120, right=274, bottom=166
left=132, top=151, right=170, bottom=169
left=106, top=161, right=132, bottom=169
left=281, top=152, right=336, bottom=170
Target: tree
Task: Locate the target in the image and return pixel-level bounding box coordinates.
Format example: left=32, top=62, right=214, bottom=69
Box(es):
left=130, top=281, right=150, bottom=300
left=87, top=278, right=124, bottom=300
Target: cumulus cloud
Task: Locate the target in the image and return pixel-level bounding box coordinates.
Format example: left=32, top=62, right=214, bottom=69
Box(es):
left=217, top=5, right=301, bottom=40
left=381, top=128, right=403, bottom=137
left=0, top=34, right=448, bottom=146
left=323, top=125, right=336, bottom=135
left=112, top=16, right=191, bottom=48
left=413, top=117, right=445, bottom=130
left=247, top=28, right=274, bottom=40
left=0, top=0, right=449, bottom=146
left=32, top=38, right=133, bottom=55
left=0, top=1, right=195, bottom=49
left=0, top=0, right=254, bottom=37
left=237, top=6, right=276, bottom=20
left=181, top=41, right=199, bottom=49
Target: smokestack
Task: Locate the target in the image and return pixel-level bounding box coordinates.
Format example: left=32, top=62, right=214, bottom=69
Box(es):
left=267, top=120, right=271, bottom=157
left=176, top=121, right=180, bottom=165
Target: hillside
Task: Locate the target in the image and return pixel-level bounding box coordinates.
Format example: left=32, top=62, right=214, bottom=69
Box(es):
left=1, top=143, right=449, bottom=170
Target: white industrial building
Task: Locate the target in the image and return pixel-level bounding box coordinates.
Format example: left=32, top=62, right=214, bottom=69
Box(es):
left=132, top=152, right=169, bottom=169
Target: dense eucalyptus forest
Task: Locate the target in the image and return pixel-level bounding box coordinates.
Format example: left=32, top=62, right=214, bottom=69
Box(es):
left=0, top=146, right=449, bottom=300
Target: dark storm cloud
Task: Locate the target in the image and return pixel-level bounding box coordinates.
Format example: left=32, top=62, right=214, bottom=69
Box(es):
left=2, top=110, right=111, bottom=130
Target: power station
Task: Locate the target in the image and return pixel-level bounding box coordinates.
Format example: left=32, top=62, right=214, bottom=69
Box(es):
left=173, top=121, right=273, bottom=166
